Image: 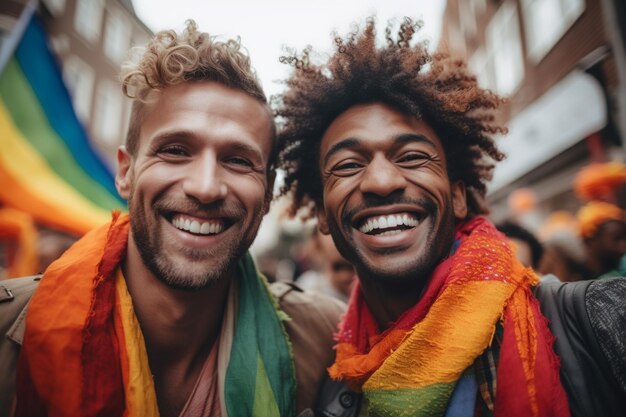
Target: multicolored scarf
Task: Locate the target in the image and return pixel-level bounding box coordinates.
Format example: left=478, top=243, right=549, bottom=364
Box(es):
left=15, top=212, right=295, bottom=417
left=329, top=217, right=570, bottom=417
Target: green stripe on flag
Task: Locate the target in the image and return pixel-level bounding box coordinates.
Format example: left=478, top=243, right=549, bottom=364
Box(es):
left=0, top=58, right=123, bottom=210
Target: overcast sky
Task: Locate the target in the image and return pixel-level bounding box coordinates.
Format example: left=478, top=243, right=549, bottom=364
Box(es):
left=132, top=0, right=448, bottom=98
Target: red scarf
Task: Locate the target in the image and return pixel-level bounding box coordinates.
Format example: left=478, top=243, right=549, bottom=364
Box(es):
left=330, top=217, right=570, bottom=417
left=15, top=212, right=129, bottom=417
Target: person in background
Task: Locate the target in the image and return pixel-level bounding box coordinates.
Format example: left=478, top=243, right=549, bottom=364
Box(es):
left=275, top=16, right=626, bottom=417
left=537, top=230, right=587, bottom=282
left=297, top=228, right=356, bottom=302
left=0, top=20, right=343, bottom=417
left=495, top=221, right=543, bottom=269
left=577, top=201, right=626, bottom=279
left=36, top=228, right=77, bottom=272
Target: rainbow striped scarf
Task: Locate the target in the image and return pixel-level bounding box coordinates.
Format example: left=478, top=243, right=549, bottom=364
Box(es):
left=329, top=217, right=570, bottom=417
left=15, top=212, right=295, bottom=417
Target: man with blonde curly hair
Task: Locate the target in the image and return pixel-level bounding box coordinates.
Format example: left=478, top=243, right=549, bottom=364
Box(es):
left=277, top=17, right=626, bottom=417
left=2, top=21, right=342, bottom=417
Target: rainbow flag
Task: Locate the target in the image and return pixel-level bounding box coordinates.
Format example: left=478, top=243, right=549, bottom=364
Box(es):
left=0, top=14, right=125, bottom=236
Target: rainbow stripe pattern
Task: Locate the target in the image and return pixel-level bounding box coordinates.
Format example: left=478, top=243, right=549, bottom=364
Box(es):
left=330, top=217, right=570, bottom=417
left=0, top=15, right=125, bottom=236
left=16, top=213, right=296, bottom=417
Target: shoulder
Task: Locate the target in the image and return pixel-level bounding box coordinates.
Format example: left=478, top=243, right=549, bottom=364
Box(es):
left=270, top=281, right=345, bottom=329
left=0, top=275, right=41, bottom=300
left=270, top=281, right=346, bottom=413
left=534, top=276, right=591, bottom=302
left=0, top=275, right=41, bottom=417
left=534, top=277, right=625, bottom=326
left=0, top=275, right=41, bottom=342
left=534, top=278, right=626, bottom=415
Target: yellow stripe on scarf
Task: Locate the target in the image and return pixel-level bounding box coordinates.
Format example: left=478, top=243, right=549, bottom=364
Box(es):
left=364, top=279, right=513, bottom=391
left=115, top=269, right=159, bottom=417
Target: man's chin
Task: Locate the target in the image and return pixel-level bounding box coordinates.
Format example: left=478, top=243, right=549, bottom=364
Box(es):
left=151, top=258, right=233, bottom=290
left=155, top=273, right=223, bottom=291
left=356, top=257, right=439, bottom=286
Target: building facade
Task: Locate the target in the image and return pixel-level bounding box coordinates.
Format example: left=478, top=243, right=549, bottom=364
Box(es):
left=40, top=0, right=152, bottom=165
left=440, top=0, right=626, bottom=231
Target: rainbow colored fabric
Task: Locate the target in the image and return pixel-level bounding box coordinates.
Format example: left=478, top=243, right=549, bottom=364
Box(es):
left=15, top=212, right=296, bottom=417
left=329, top=217, right=570, bottom=417
left=0, top=15, right=125, bottom=236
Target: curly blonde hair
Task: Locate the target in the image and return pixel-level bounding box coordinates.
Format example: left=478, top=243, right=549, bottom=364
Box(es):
left=121, top=20, right=267, bottom=155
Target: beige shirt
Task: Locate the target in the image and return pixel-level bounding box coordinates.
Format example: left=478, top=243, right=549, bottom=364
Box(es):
left=179, top=341, right=221, bottom=417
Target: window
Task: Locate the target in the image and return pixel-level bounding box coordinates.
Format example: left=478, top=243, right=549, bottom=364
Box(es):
left=74, top=0, right=104, bottom=44
left=93, top=80, right=122, bottom=145
left=486, top=2, right=525, bottom=96
left=104, top=10, right=131, bottom=63
left=522, top=0, right=585, bottom=62
left=43, top=0, right=66, bottom=15
left=63, top=55, right=94, bottom=123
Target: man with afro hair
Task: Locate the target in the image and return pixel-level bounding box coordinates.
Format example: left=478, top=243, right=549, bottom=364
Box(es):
left=276, top=17, right=625, bottom=417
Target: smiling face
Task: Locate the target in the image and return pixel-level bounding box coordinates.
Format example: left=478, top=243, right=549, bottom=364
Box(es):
left=116, top=82, right=274, bottom=290
left=317, top=103, right=467, bottom=285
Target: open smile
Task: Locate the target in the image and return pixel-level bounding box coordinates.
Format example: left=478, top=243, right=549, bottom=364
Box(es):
left=167, top=213, right=233, bottom=236
left=357, top=212, right=423, bottom=236
left=353, top=206, right=426, bottom=236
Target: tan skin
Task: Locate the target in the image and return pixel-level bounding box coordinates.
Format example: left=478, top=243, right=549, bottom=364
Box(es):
left=317, top=104, right=467, bottom=329
left=116, top=82, right=274, bottom=417
left=123, top=249, right=228, bottom=416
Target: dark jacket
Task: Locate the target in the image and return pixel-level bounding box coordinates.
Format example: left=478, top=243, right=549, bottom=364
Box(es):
left=534, top=278, right=626, bottom=417
left=315, top=278, right=626, bottom=417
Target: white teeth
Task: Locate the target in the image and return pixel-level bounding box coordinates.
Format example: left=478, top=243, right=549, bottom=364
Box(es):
left=358, top=213, right=420, bottom=234
left=171, top=215, right=224, bottom=235
left=379, top=229, right=402, bottom=237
